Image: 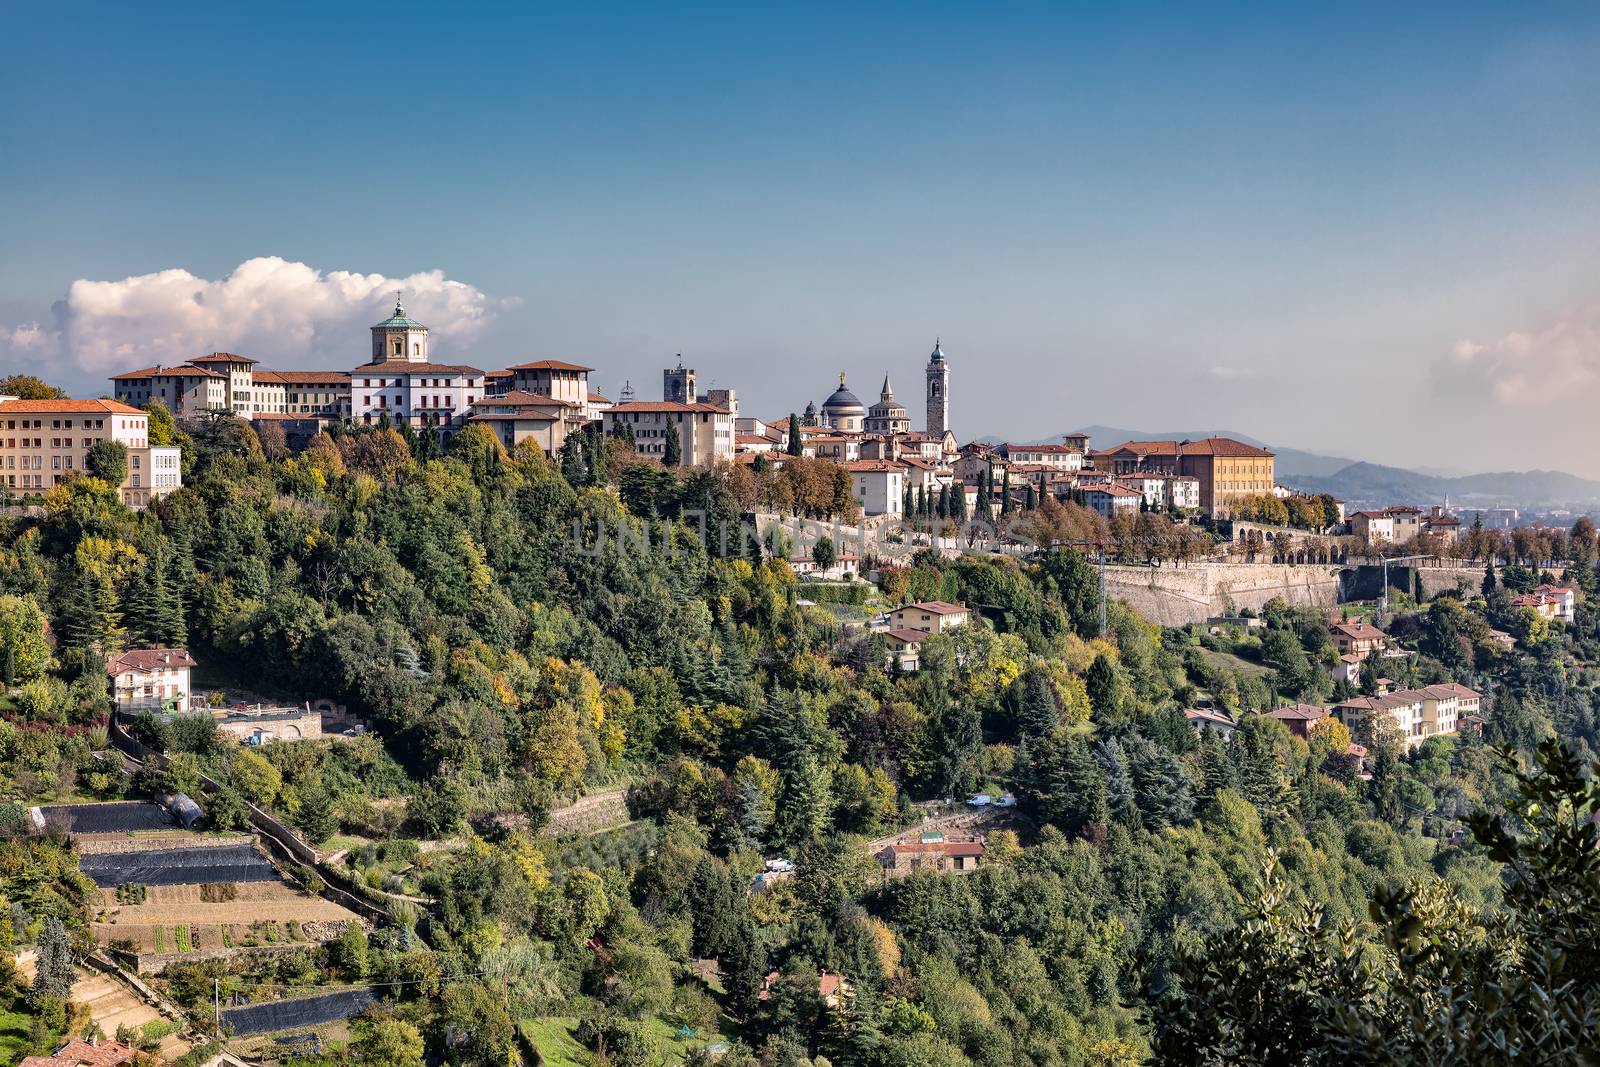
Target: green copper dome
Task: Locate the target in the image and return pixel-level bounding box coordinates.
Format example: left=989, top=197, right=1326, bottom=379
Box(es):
left=373, top=298, right=426, bottom=330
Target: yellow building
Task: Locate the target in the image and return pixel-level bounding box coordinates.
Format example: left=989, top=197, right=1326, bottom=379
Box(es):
left=1174, top=437, right=1276, bottom=518
left=0, top=398, right=182, bottom=509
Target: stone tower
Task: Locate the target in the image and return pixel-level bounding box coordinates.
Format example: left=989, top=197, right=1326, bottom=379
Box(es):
left=371, top=294, right=429, bottom=363
left=663, top=357, right=696, bottom=403
left=925, top=338, right=949, bottom=437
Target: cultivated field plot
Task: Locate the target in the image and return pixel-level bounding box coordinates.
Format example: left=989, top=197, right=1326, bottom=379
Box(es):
left=222, top=987, right=380, bottom=1037
left=39, top=801, right=176, bottom=834
left=94, top=882, right=361, bottom=953
left=81, top=844, right=277, bottom=888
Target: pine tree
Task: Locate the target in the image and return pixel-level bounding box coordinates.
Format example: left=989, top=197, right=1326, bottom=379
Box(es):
left=296, top=778, right=337, bottom=845
left=1196, top=726, right=1235, bottom=799
left=31, top=918, right=73, bottom=1001
left=1093, top=738, right=1140, bottom=828
left=1018, top=669, right=1060, bottom=737
left=1086, top=654, right=1121, bottom=719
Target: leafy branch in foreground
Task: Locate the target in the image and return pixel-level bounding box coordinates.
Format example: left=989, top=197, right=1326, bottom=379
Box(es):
left=1153, top=737, right=1600, bottom=1066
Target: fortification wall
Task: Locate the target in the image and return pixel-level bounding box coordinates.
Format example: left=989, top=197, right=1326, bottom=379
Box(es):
left=1103, top=563, right=1343, bottom=626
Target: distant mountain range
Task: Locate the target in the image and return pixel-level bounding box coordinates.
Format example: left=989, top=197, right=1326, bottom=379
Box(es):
left=987, top=425, right=1600, bottom=512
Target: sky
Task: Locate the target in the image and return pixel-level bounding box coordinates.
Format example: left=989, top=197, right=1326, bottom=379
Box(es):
left=3, top=2, right=1600, bottom=475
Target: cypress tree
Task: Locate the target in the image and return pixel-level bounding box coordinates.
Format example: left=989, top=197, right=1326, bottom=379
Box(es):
left=664, top=420, right=683, bottom=467
left=786, top=414, right=803, bottom=457
left=1001, top=469, right=1013, bottom=513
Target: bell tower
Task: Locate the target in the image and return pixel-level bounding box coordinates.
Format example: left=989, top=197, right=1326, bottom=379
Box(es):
left=371, top=293, right=429, bottom=363
left=925, top=338, right=949, bottom=437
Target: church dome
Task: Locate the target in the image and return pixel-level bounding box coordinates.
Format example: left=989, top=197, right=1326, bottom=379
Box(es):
left=929, top=338, right=944, bottom=363
left=821, top=374, right=865, bottom=418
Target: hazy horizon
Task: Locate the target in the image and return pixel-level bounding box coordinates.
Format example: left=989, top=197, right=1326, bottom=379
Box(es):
left=4, top=3, right=1599, bottom=475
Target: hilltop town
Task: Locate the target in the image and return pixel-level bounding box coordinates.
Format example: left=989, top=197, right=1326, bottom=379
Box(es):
left=0, top=297, right=1593, bottom=1066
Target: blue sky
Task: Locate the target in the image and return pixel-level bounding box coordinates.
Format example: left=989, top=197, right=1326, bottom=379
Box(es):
left=4, top=2, right=1600, bottom=474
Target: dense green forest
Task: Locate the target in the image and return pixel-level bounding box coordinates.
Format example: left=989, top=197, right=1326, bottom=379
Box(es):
left=0, top=412, right=1595, bottom=1065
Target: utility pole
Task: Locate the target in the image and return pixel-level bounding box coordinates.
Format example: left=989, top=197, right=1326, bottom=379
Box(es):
left=1379, top=553, right=1428, bottom=626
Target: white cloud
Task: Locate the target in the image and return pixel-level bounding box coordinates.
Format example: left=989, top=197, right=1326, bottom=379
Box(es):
left=1435, top=308, right=1600, bottom=406
left=0, top=256, right=497, bottom=378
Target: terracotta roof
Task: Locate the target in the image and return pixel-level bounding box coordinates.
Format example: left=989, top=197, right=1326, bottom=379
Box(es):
left=1086, top=483, right=1143, bottom=497
left=1104, top=440, right=1182, bottom=456
left=0, top=398, right=145, bottom=415
left=352, top=360, right=484, bottom=375
left=486, top=369, right=514, bottom=379
left=606, top=401, right=729, bottom=414
left=1176, top=437, right=1273, bottom=458
left=1268, top=703, right=1330, bottom=722
left=110, top=364, right=223, bottom=380
left=190, top=351, right=258, bottom=365
left=260, top=370, right=351, bottom=385
left=473, top=390, right=576, bottom=409
left=19, top=1038, right=146, bottom=1067
left=1330, top=621, right=1387, bottom=641
left=841, top=460, right=903, bottom=473
left=736, top=433, right=777, bottom=445
left=505, top=358, right=594, bottom=372
left=902, top=600, right=967, bottom=615
left=587, top=391, right=610, bottom=403
left=1001, top=442, right=1083, bottom=453
left=106, top=647, right=197, bottom=674
left=882, top=627, right=929, bottom=643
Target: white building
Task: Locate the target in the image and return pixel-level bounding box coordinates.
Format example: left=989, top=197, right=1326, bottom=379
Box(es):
left=1083, top=483, right=1142, bottom=519
left=999, top=438, right=1085, bottom=471
left=603, top=401, right=735, bottom=466
left=841, top=460, right=906, bottom=517
left=1336, top=683, right=1480, bottom=751
left=107, top=647, right=197, bottom=715
left=351, top=300, right=485, bottom=438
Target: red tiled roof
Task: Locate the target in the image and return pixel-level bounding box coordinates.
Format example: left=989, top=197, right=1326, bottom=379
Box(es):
left=841, top=460, right=903, bottom=473
left=110, top=364, right=224, bottom=380
left=19, top=1037, right=146, bottom=1067
left=505, top=358, right=594, bottom=372
left=903, top=600, right=967, bottom=615
left=1268, top=703, right=1330, bottom=721
left=189, top=351, right=257, bottom=364
left=1176, top=437, right=1273, bottom=458
left=882, top=628, right=929, bottom=643
left=260, top=370, right=351, bottom=385
left=0, top=398, right=145, bottom=415
left=352, top=360, right=484, bottom=375
left=1330, top=621, right=1387, bottom=641
left=607, top=401, right=728, bottom=414
left=587, top=391, right=611, bottom=403
left=473, top=390, right=576, bottom=409
left=106, top=647, right=196, bottom=674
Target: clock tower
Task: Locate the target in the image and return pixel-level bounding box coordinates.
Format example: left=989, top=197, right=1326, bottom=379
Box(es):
left=925, top=338, right=949, bottom=438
